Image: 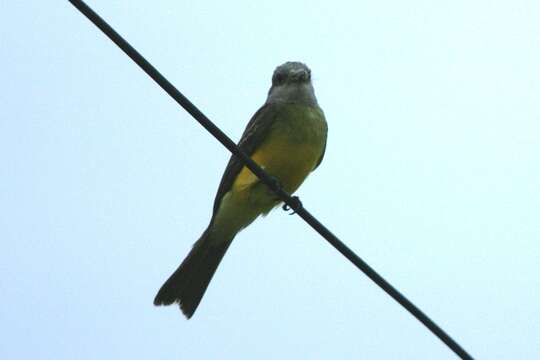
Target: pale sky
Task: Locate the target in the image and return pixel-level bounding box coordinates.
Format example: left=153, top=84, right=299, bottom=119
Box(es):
left=2, top=1, right=539, bottom=359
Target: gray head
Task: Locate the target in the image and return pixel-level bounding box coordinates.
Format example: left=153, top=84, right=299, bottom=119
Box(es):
left=266, top=62, right=318, bottom=106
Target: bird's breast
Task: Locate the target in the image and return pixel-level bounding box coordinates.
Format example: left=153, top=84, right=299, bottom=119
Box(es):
left=233, top=104, right=327, bottom=194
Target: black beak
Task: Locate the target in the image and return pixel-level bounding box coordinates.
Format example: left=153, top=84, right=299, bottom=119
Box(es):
left=291, top=69, right=309, bottom=82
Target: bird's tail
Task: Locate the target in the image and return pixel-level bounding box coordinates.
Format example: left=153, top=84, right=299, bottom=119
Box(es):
left=154, top=227, right=233, bottom=318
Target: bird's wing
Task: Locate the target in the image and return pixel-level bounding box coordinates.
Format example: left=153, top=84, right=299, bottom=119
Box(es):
left=211, top=102, right=283, bottom=215
left=314, top=130, right=327, bottom=170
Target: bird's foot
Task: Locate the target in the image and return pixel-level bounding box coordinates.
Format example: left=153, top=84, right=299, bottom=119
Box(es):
left=282, top=196, right=302, bottom=215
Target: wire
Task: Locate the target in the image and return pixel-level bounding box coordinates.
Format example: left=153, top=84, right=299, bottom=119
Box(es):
left=67, top=1, right=474, bottom=359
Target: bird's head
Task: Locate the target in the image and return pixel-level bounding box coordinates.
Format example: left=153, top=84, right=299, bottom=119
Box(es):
left=266, top=62, right=318, bottom=106
left=271, top=62, right=312, bottom=86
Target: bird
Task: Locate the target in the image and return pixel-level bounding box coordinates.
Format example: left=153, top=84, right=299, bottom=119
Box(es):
left=154, top=61, right=328, bottom=318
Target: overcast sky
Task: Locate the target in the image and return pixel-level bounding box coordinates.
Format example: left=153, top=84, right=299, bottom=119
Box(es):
left=2, top=1, right=539, bottom=359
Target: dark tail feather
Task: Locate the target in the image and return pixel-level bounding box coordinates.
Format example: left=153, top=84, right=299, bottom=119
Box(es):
left=154, top=228, right=233, bottom=318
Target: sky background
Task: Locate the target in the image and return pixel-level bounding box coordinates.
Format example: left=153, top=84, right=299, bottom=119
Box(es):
left=2, top=1, right=539, bottom=359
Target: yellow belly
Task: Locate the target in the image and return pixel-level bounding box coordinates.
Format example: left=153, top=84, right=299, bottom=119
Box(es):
left=233, top=138, right=320, bottom=194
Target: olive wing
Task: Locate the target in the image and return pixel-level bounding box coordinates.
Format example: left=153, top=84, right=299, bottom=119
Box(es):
left=211, top=103, right=283, bottom=216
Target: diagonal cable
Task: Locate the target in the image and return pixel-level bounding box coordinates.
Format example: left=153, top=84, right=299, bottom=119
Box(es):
left=67, top=1, right=474, bottom=359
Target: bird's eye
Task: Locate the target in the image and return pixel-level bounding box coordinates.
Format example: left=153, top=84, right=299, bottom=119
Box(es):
left=274, top=73, right=285, bottom=84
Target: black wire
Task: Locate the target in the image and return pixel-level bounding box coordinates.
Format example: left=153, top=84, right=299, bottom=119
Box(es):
left=67, top=1, right=474, bottom=359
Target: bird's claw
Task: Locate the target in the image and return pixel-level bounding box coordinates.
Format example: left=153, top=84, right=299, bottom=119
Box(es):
left=282, top=196, right=302, bottom=215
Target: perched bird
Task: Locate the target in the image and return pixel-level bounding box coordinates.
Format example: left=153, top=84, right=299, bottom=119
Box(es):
left=154, top=62, right=328, bottom=318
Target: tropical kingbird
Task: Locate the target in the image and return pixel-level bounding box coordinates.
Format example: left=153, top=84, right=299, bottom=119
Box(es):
left=154, top=61, right=328, bottom=318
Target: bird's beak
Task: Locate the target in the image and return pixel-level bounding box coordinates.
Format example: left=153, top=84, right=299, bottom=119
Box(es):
left=291, top=69, right=309, bottom=82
